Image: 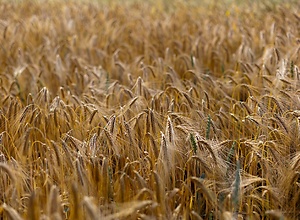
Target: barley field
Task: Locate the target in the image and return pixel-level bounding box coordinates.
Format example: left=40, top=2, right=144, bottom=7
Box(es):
left=0, top=0, right=299, bottom=219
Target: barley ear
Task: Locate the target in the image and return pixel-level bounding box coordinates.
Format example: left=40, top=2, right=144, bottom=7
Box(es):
left=190, top=133, right=197, bottom=154
left=233, top=160, right=241, bottom=218
left=206, top=115, right=212, bottom=140
left=2, top=203, right=23, bottom=220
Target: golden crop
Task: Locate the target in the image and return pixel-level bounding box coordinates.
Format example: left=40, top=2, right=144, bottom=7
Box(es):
left=0, top=0, right=299, bottom=219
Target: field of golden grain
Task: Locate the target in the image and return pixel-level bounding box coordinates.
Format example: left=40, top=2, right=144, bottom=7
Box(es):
left=0, top=0, right=299, bottom=219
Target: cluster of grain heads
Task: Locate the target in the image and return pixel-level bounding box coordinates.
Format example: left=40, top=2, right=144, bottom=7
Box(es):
left=0, top=0, right=299, bottom=219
